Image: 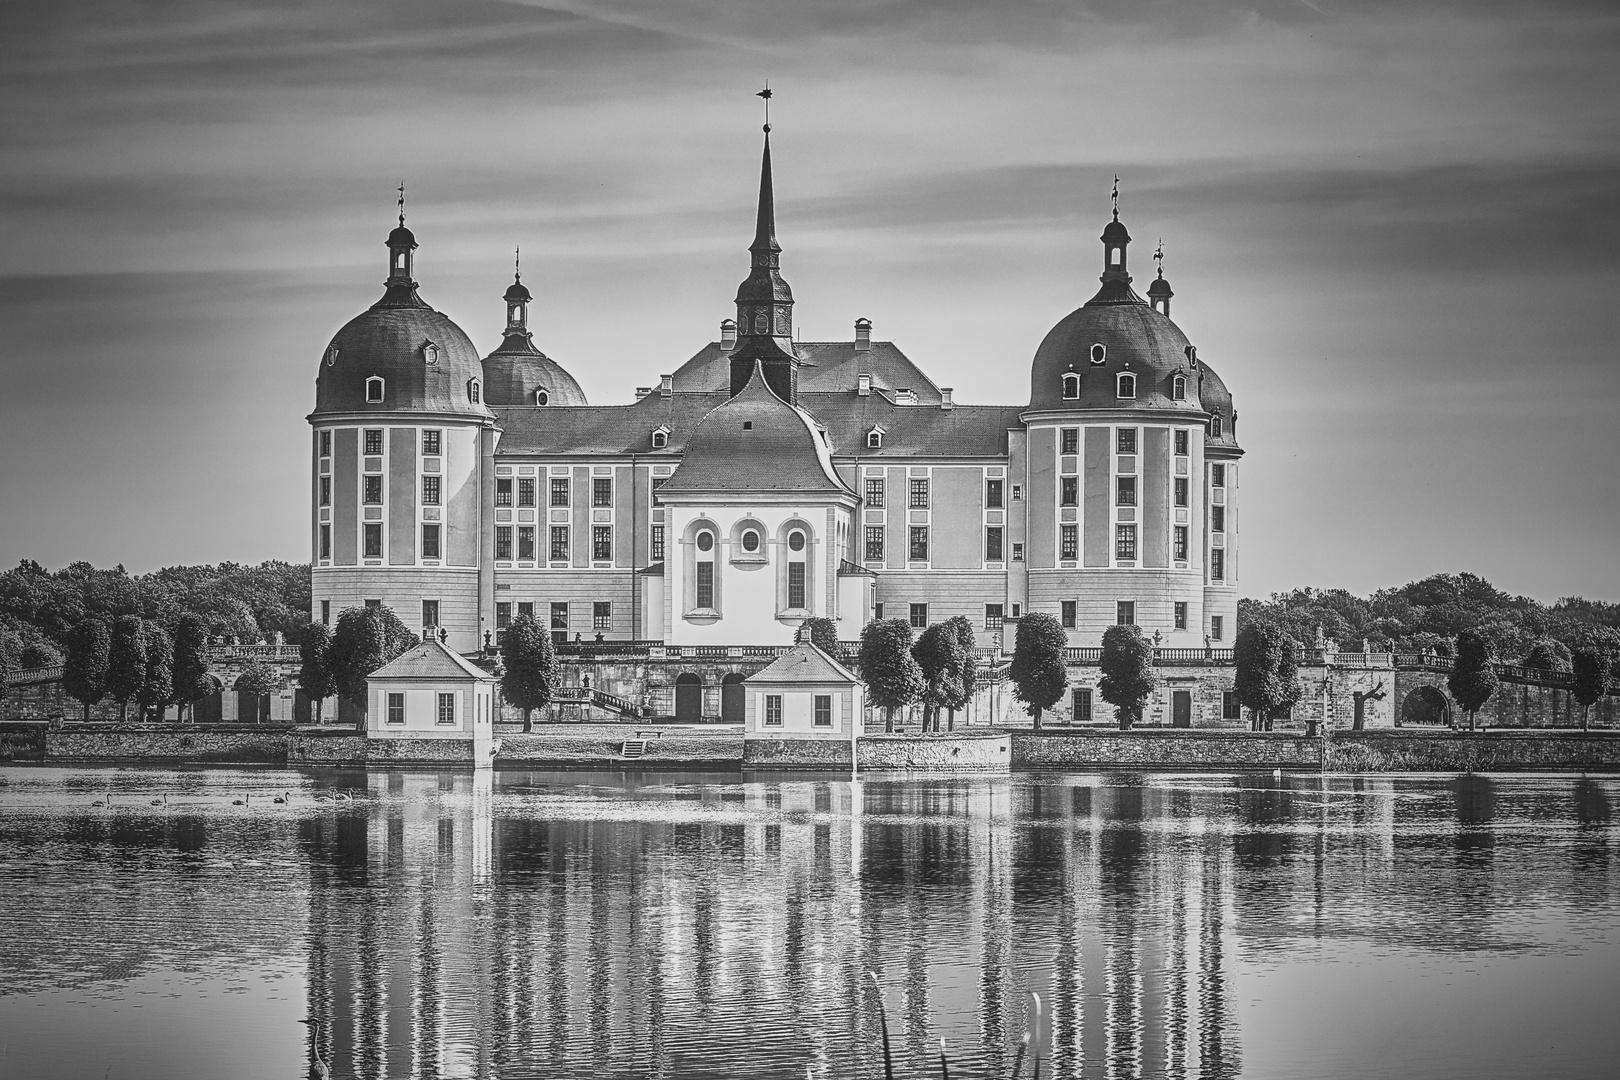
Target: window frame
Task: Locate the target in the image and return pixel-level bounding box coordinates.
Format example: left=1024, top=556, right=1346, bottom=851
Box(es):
left=437, top=692, right=456, bottom=726
left=1061, top=373, right=1081, bottom=399
left=813, top=695, right=833, bottom=728
left=592, top=477, right=613, bottom=508
left=593, top=602, right=611, bottom=631
left=1174, top=429, right=1189, bottom=455
left=495, top=478, right=513, bottom=507
left=651, top=525, right=665, bottom=562
left=985, top=604, right=1004, bottom=631
left=1060, top=524, right=1078, bottom=560
left=1174, top=477, right=1189, bottom=507
left=495, top=526, right=513, bottom=560
left=864, top=526, right=884, bottom=562
left=1212, top=615, right=1225, bottom=641
left=1060, top=476, right=1079, bottom=506
left=363, top=474, right=383, bottom=505
left=865, top=478, right=885, bottom=507
left=1211, top=548, right=1225, bottom=582
left=517, top=525, right=535, bottom=561
left=1116, top=600, right=1136, bottom=626
left=986, top=478, right=1003, bottom=508
left=1117, top=427, right=1138, bottom=454
left=1117, top=373, right=1136, bottom=399
left=421, top=523, right=441, bottom=559
left=1061, top=600, right=1077, bottom=628
left=1116, top=475, right=1137, bottom=507
left=908, top=478, right=929, bottom=509
left=1174, top=602, right=1188, bottom=630
left=1174, top=526, right=1189, bottom=561
left=422, top=429, right=441, bottom=456
left=1060, top=428, right=1079, bottom=454
left=363, top=523, right=382, bottom=559
left=517, top=477, right=536, bottom=508
left=550, top=526, right=569, bottom=561
left=592, top=525, right=613, bottom=561
left=1115, top=524, right=1138, bottom=561
left=909, top=603, right=928, bottom=629
left=364, top=429, right=384, bottom=455
left=985, top=526, right=1003, bottom=562
left=421, top=474, right=440, bottom=506
left=909, top=526, right=929, bottom=562
left=365, top=376, right=385, bottom=403
left=764, top=695, right=783, bottom=727
left=787, top=562, right=806, bottom=609
left=387, top=692, right=406, bottom=725
left=550, top=478, right=570, bottom=507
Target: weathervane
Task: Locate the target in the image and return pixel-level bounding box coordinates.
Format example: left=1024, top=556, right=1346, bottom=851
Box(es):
left=397, top=182, right=406, bottom=226
left=1111, top=174, right=1120, bottom=220
left=1154, top=239, right=1165, bottom=277
left=515, top=246, right=521, bottom=281
left=757, top=82, right=772, bottom=132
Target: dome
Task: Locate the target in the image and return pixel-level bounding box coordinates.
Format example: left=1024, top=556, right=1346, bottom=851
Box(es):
left=482, top=346, right=588, bottom=408
left=388, top=223, right=417, bottom=249
left=313, top=303, right=492, bottom=419
left=1197, top=359, right=1241, bottom=451
left=1028, top=299, right=1205, bottom=415
left=503, top=278, right=532, bottom=303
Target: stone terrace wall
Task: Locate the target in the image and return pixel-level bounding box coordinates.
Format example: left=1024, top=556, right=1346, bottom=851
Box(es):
left=46, top=726, right=290, bottom=763
left=743, top=738, right=853, bottom=770
left=497, top=730, right=742, bottom=768
left=858, top=732, right=1011, bottom=773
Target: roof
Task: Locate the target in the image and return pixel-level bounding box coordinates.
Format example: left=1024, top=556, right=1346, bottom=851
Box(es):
left=314, top=301, right=494, bottom=420
left=368, top=639, right=494, bottom=682
left=670, top=340, right=943, bottom=402
left=1028, top=295, right=1206, bottom=416
left=746, top=641, right=860, bottom=686
left=483, top=345, right=588, bottom=408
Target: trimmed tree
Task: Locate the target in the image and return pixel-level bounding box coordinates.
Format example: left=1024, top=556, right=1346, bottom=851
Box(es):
left=19, top=642, right=61, bottom=669
left=328, top=605, right=418, bottom=725
left=501, top=612, right=556, bottom=732
left=106, top=614, right=147, bottom=723
left=1234, top=621, right=1285, bottom=732
left=63, top=618, right=111, bottom=723
left=297, top=621, right=337, bottom=725
left=1275, top=632, right=1304, bottom=732
left=1098, top=623, right=1156, bottom=730
left=138, top=621, right=174, bottom=723
left=1448, top=628, right=1500, bottom=731
left=801, top=617, right=842, bottom=659
left=913, top=622, right=967, bottom=734
left=1522, top=638, right=1573, bottom=673
left=858, top=618, right=925, bottom=733
left=1571, top=647, right=1612, bottom=732
left=945, top=615, right=978, bottom=730
left=0, top=635, right=13, bottom=698
left=233, top=663, right=279, bottom=724
left=170, top=615, right=212, bottom=723
left=1011, top=612, right=1069, bottom=730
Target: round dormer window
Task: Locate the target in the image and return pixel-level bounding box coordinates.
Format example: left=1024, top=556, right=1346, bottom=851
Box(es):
left=696, top=531, right=715, bottom=553
left=788, top=531, right=806, bottom=553
left=324, top=343, right=340, bottom=367
left=535, top=389, right=549, bottom=406
left=741, top=530, right=761, bottom=553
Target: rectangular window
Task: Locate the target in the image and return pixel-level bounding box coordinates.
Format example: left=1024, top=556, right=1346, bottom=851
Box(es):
left=1211, top=505, right=1226, bottom=533
left=365, top=429, right=384, bottom=455
left=319, top=430, right=332, bottom=457
left=909, top=526, right=929, bottom=561
left=550, top=602, right=568, bottom=631
left=422, top=599, right=439, bottom=627
left=1011, top=542, right=1025, bottom=563
left=422, top=429, right=441, bottom=456
left=1074, top=688, right=1093, bottom=723
left=874, top=602, right=884, bottom=621
left=1060, top=476, right=1078, bottom=506
left=321, top=600, right=330, bottom=624
left=1061, top=428, right=1079, bottom=454
left=909, top=603, right=928, bottom=629
left=909, top=478, right=929, bottom=508
left=518, top=601, right=533, bottom=619
left=387, top=692, right=405, bottom=724
left=1212, top=464, right=1226, bottom=487
left=986, top=478, right=1003, bottom=508
left=1115, top=524, right=1137, bottom=560
left=495, top=478, right=513, bottom=507
left=592, top=525, right=612, bottom=561
left=437, top=692, right=455, bottom=726
left=1116, top=476, right=1136, bottom=506
left=495, top=526, right=513, bottom=560
left=651, top=525, right=665, bottom=562
left=1174, top=477, right=1188, bottom=507
left=1174, top=429, right=1189, bottom=456
left=319, top=476, right=331, bottom=506
left=422, top=523, right=441, bottom=559
left=1174, top=602, right=1188, bottom=630
left=550, top=526, right=569, bottom=561
left=319, top=524, right=331, bottom=559
left=593, top=602, right=611, bottom=631
left=1211, top=548, right=1225, bottom=581
left=364, top=524, right=383, bottom=558
left=1117, top=600, right=1136, bottom=626
left=1223, top=691, right=1241, bottom=719
left=363, top=475, right=383, bottom=504
left=1174, top=526, right=1189, bottom=561
left=592, top=477, right=613, bottom=507
left=985, top=526, right=1003, bottom=561
left=1010, top=602, right=1020, bottom=618
left=1060, top=524, right=1078, bottom=560
left=421, top=474, right=440, bottom=505
left=788, top=563, right=806, bottom=609
left=364, top=599, right=381, bottom=610
left=696, top=562, right=715, bottom=608
left=1117, top=428, right=1137, bottom=454
left=1011, top=484, right=1023, bottom=501
left=864, top=526, right=885, bottom=562
left=517, top=477, right=536, bottom=508
left=814, top=695, right=832, bottom=728
left=550, top=478, right=570, bottom=507
left=1061, top=600, right=1077, bottom=628
left=496, top=602, right=511, bottom=629
left=985, top=604, right=1004, bottom=630
left=517, top=526, right=535, bottom=560
left=865, top=478, right=885, bottom=507
left=764, top=695, right=783, bottom=727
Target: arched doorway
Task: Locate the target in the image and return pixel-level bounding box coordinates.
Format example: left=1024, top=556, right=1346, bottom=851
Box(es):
left=1401, top=685, right=1452, bottom=727
left=675, top=673, right=703, bottom=723
left=194, top=676, right=223, bottom=724
left=721, top=673, right=746, bottom=724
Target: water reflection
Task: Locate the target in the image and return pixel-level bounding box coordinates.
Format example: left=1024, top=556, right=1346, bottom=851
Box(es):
left=2, top=768, right=1619, bottom=1079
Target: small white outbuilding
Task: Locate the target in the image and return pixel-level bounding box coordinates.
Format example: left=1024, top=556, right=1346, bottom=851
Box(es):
left=366, top=639, right=496, bottom=764
left=743, top=638, right=865, bottom=741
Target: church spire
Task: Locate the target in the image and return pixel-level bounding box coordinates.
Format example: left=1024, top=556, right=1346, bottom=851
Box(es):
left=730, top=88, right=798, bottom=402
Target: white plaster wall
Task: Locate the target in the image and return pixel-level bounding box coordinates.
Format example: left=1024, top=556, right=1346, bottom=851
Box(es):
left=745, top=682, right=864, bottom=739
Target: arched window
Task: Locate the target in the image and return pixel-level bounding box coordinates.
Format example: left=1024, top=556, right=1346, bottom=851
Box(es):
left=780, top=525, right=811, bottom=613
left=867, top=426, right=884, bottom=449
left=365, top=376, right=384, bottom=403
left=1062, top=373, right=1081, bottom=399
left=1109, top=247, right=1121, bottom=266
left=651, top=427, right=668, bottom=449
left=1210, top=412, right=1223, bottom=438
left=691, top=528, right=719, bottom=614
left=1117, top=373, right=1136, bottom=399
left=1172, top=375, right=1187, bottom=401
left=1090, top=343, right=1107, bottom=365
left=535, top=388, right=550, bottom=406
left=468, top=380, right=481, bottom=404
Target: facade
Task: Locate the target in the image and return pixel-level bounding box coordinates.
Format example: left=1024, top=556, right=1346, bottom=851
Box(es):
left=365, top=638, right=496, bottom=762
left=308, top=128, right=1243, bottom=654
left=743, top=638, right=865, bottom=742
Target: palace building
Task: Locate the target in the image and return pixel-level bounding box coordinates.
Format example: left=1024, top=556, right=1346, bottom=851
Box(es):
left=307, top=128, right=1243, bottom=656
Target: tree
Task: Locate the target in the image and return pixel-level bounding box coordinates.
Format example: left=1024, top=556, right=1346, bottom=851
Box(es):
left=1234, top=621, right=1295, bottom=732
left=234, top=663, right=279, bottom=723
left=858, top=619, right=924, bottom=733
left=1275, top=632, right=1304, bottom=732
left=801, top=616, right=842, bottom=659
left=62, top=618, right=110, bottom=722
left=170, top=615, right=212, bottom=723
left=1522, top=638, right=1573, bottom=673
left=1098, top=623, right=1156, bottom=730
left=913, top=622, right=966, bottom=734
left=297, top=621, right=337, bottom=724
left=501, top=613, right=557, bottom=732
left=1010, top=612, right=1069, bottom=729
left=328, top=605, right=417, bottom=723
left=106, top=614, right=147, bottom=722
left=138, top=621, right=174, bottom=723
left=1571, top=647, right=1612, bottom=731
left=1448, top=628, right=1500, bottom=731
left=945, top=616, right=978, bottom=730
left=0, top=635, right=13, bottom=698
left=19, top=642, right=61, bottom=668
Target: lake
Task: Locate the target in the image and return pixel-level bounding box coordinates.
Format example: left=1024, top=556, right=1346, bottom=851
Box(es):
left=0, top=766, right=1616, bottom=1079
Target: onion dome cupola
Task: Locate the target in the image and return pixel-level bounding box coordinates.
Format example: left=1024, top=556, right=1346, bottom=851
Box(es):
left=313, top=204, right=493, bottom=421
left=480, top=254, right=587, bottom=408
left=728, top=111, right=799, bottom=404
left=1146, top=241, right=1174, bottom=317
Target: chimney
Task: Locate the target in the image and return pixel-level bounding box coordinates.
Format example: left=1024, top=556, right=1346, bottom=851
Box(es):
left=659, top=374, right=673, bottom=398
left=720, top=318, right=737, bottom=351
left=635, top=386, right=652, bottom=401
left=940, top=388, right=954, bottom=411
left=854, top=317, right=872, bottom=352
left=857, top=373, right=872, bottom=397
left=896, top=388, right=917, bottom=405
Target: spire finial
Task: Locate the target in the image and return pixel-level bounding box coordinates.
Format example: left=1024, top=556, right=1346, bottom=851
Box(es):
left=1111, top=174, right=1120, bottom=221
left=397, top=182, right=406, bottom=227
left=757, top=82, right=772, bottom=133
left=514, top=246, right=521, bottom=281
left=1154, top=239, right=1164, bottom=278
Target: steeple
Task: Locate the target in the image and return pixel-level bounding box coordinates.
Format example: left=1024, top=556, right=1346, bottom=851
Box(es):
left=378, top=184, right=428, bottom=309
left=729, top=90, right=798, bottom=403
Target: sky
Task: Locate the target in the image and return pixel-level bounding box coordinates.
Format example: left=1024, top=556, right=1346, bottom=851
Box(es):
left=0, top=0, right=1616, bottom=603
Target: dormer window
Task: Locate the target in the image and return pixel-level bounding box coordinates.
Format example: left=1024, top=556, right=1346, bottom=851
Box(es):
left=1184, top=345, right=1198, bottom=367
left=1117, top=373, right=1136, bottom=399
left=365, top=376, right=384, bottom=403
left=1211, top=412, right=1224, bottom=438
left=1062, top=373, right=1081, bottom=399
left=866, top=426, right=885, bottom=449
left=651, top=426, right=670, bottom=449
left=535, top=389, right=550, bottom=406
left=468, top=380, right=481, bottom=404
left=324, top=343, right=340, bottom=367
left=1172, top=375, right=1187, bottom=401
left=421, top=340, right=440, bottom=364
left=1090, top=344, right=1106, bottom=365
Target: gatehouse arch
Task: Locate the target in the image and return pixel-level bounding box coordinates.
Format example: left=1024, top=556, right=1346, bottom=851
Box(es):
left=1401, top=685, right=1452, bottom=727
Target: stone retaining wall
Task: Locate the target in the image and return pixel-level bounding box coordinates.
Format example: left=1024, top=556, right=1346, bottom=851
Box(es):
left=46, top=727, right=291, bottom=763
left=742, top=738, right=853, bottom=770
left=497, top=732, right=742, bottom=768
left=858, top=732, right=1011, bottom=773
